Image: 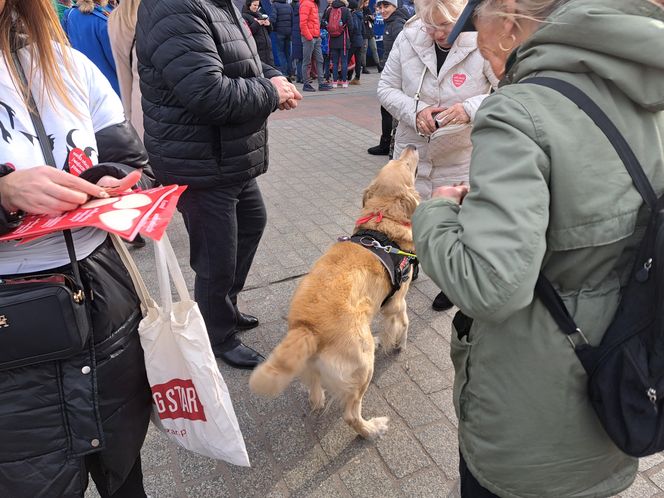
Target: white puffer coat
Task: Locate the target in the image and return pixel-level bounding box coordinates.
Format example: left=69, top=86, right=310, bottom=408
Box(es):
left=377, top=18, right=498, bottom=199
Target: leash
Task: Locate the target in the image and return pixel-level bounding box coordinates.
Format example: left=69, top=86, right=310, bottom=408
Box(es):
left=341, top=235, right=417, bottom=260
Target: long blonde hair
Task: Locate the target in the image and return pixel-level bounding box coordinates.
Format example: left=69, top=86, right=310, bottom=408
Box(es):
left=109, top=0, right=141, bottom=32
left=0, top=0, right=77, bottom=112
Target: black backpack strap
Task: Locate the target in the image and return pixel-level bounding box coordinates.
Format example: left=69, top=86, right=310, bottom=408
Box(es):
left=520, top=77, right=656, bottom=348
left=534, top=274, right=589, bottom=348
left=522, top=77, right=657, bottom=211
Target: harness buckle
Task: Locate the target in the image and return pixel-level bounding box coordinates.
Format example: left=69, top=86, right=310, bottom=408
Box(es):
left=566, top=328, right=589, bottom=349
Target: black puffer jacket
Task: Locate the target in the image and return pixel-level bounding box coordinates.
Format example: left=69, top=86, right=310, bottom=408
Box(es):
left=381, top=7, right=410, bottom=65
left=243, top=8, right=275, bottom=66
left=137, top=0, right=282, bottom=189
left=0, top=123, right=155, bottom=497
left=269, top=0, right=293, bottom=36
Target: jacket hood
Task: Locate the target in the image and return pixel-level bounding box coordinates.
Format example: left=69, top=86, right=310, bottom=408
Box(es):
left=509, top=0, right=664, bottom=111
left=385, top=7, right=411, bottom=25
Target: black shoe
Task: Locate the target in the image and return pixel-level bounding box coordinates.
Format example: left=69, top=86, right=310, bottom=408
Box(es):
left=127, top=234, right=146, bottom=248
left=367, top=143, right=390, bottom=155
left=432, top=291, right=454, bottom=311
left=362, top=68, right=371, bottom=74
left=377, top=64, right=384, bottom=72
left=236, top=312, right=259, bottom=331
left=216, top=342, right=265, bottom=369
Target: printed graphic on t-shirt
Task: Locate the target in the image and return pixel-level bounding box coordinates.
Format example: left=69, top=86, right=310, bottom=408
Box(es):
left=0, top=45, right=126, bottom=275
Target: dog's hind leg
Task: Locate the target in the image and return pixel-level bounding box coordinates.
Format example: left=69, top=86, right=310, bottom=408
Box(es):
left=341, top=354, right=389, bottom=439
left=380, top=292, right=409, bottom=353
left=301, top=366, right=325, bottom=412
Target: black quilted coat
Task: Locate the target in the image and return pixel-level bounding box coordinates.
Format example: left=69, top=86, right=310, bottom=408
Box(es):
left=136, top=0, right=282, bottom=189
left=0, top=122, right=155, bottom=497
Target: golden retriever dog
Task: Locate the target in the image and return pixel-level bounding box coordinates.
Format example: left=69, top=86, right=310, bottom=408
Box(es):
left=249, top=147, right=419, bottom=439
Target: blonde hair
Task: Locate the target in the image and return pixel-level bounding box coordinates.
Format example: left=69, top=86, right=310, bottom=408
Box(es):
left=0, top=0, right=77, bottom=113
left=415, top=0, right=466, bottom=27
left=77, top=0, right=109, bottom=15
left=108, top=0, right=141, bottom=33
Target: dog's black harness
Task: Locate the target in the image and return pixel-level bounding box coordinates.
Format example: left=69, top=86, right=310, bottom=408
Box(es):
left=340, top=229, right=416, bottom=306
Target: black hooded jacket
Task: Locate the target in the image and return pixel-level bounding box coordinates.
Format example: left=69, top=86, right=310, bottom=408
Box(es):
left=243, top=8, right=275, bottom=66
left=136, top=0, right=282, bottom=189
left=381, top=7, right=410, bottom=64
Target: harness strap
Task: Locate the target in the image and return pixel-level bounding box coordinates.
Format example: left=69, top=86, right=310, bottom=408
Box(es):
left=341, top=229, right=413, bottom=306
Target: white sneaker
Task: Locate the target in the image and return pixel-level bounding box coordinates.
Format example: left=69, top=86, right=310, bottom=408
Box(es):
left=342, top=81, right=349, bottom=88
left=332, top=81, right=339, bottom=88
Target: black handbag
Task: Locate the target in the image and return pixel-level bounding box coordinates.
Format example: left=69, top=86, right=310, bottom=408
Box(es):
left=524, top=77, right=664, bottom=457
left=0, top=51, right=92, bottom=371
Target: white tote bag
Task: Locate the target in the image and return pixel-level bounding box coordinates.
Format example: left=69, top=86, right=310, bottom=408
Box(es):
left=112, top=235, right=250, bottom=466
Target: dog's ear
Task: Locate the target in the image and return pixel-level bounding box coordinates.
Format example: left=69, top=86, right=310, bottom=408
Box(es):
left=362, top=182, right=377, bottom=208
left=397, top=186, right=420, bottom=216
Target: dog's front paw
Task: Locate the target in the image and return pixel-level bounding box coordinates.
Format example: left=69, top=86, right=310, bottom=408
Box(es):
left=309, top=391, right=326, bottom=412
left=365, top=416, right=390, bottom=439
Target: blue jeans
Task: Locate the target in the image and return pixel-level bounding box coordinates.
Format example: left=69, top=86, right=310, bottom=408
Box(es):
left=329, top=47, right=348, bottom=82
left=294, top=58, right=303, bottom=81
left=275, top=33, right=292, bottom=76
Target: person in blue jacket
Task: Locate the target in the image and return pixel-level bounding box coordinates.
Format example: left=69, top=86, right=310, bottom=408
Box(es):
left=347, top=0, right=365, bottom=84
left=270, top=0, right=294, bottom=80
left=62, top=0, right=120, bottom=96
left=291, top=0, right=304, bottom=82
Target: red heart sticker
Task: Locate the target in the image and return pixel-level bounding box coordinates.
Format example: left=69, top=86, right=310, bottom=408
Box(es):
left=452, top=73, right=467, bottom=87
left=68, top=148, right=93, bottom=176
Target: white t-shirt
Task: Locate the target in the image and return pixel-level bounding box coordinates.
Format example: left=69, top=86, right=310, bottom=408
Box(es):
left=0, top=44, right=125, bottom=275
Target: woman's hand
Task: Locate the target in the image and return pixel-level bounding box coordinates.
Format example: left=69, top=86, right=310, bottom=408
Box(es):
left=432, top=184, right=469, bottom=204
left=0, top=166, right=110, bottom=215
left=435, top=103, right=470, bottom=127
left=416, top=106, right=446, bottom=136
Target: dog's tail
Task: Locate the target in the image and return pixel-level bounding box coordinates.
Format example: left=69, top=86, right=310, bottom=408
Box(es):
left=249, top=326, right=318, bottom=396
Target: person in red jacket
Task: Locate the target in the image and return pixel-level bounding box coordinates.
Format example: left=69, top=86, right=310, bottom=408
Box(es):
left=299, top=0, right=333, bottom=91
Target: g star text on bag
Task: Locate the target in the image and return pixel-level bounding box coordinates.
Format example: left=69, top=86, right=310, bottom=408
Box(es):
left=152, top=378, right=207, bottom=421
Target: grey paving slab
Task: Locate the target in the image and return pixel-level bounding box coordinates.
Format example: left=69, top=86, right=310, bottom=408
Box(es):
left=81, top=73, right=660, bottom=498
left=399, top=467, right=453, bottom=498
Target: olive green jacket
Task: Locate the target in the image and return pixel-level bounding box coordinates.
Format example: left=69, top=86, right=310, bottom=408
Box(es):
left=412, top=1, right=664, bottom=496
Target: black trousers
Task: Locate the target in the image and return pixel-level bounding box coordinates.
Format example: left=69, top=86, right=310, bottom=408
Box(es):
left=380, top=105, right=393, bottom=142
left=177, top=178, right=267, bottom=350
left=87, top=455, right=146, bottom=497
left=460, top=453, right=499, bottom=498
left=348, top=46, right=363, bottom=80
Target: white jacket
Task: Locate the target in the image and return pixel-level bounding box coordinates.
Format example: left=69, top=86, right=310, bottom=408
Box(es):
left=377, top=18, right=498, bottom=198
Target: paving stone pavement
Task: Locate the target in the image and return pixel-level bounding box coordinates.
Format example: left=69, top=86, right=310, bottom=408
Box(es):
left=86, top=73, right=664, bottom=497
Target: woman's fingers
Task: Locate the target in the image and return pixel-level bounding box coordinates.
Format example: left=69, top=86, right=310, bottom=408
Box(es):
left=0, top=166, right=109, bottom=215
left=52, top=168, right=110, bottom=198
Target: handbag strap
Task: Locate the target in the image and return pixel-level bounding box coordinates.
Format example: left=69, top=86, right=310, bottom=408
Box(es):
left=521, top=76, right=657, bottom=347
left=11, top=49, right=84, bottom=290
left=154, top=235, right=191, bottom=314
left=414, top=65, right=427, bottom=114
left=110, top=234, right=154, bottom=310
left=110, top=233, right=191, bottom=314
